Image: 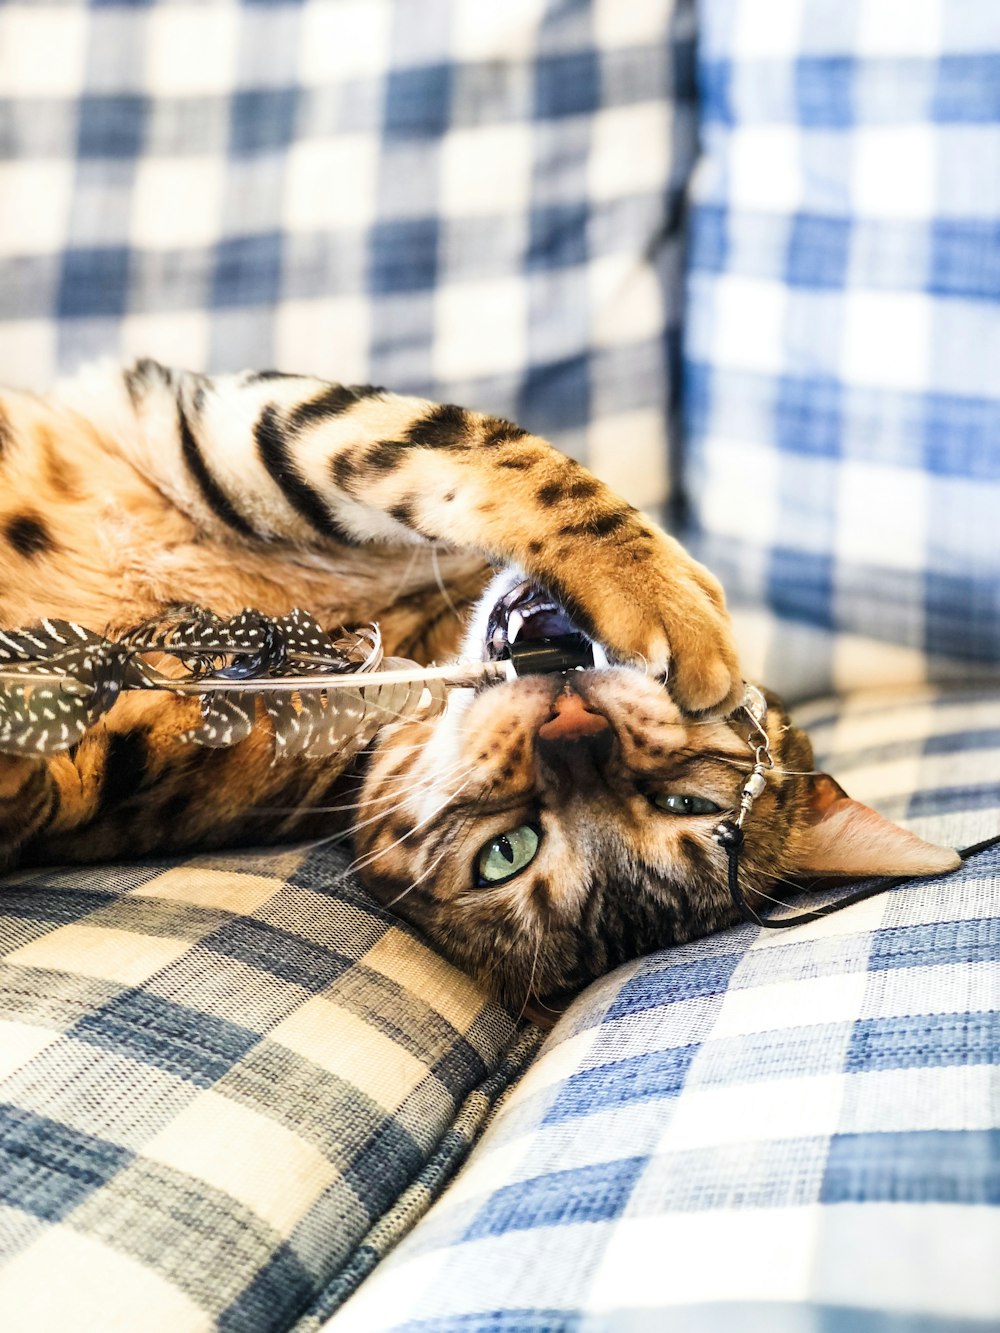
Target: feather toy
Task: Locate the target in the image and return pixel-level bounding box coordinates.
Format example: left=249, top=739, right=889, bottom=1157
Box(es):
left=0, top=606, right=528, bottom=759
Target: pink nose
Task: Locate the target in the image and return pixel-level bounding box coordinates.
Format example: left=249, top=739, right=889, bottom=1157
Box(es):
left=537, top=691, right=611, bottom=743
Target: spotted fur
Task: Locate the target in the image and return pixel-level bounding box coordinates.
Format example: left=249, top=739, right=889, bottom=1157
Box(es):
left=0, top=361, right=956, bottom=1015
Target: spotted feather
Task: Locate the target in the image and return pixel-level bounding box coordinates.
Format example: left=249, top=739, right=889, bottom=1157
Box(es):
left=0, top=621, right=124, bottom=755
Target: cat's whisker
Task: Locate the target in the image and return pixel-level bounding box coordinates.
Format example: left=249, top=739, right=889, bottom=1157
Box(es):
left=340, top=799, right=462, bottom=880
left=672, top=746, right=820, bottom=780
left=384, top=840, right=454, bottom=909
left=478, top=929, right=522, bottom=984
left=745, top=870, right=853, bottom=919
left=248, top=788, right=435, bottom=816
left=357, top=751, right=474, bottom=789
left=386, top=537, right=426, bottom=606
left=362, top=741, right=479, bottom=782
left=348, top=740, right=439, bottom=758
left=406, top=789, right=497, bottom=904
left=245, top=755, right=474, bottom=820
left=518, top=936, right=542, bottom=1022
left=750, top=888, right=808, bottom=915
left=342, top=766, right=476, bottom=844
left=430, top=543, right=464, bottom=623
left=325, top=778, right=453, bottom=815
left=370, top=754, right=473, bottom=787
left=382, top=770, right=503, bottom=909
left=762, top=868, right=819, bottom=896
left=337, top=773, right=476, bottom=878
left=296, top=769, right=470, bottom=855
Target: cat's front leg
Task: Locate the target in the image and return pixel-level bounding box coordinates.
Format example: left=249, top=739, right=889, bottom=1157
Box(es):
left=323, top=403, right=743, bottom=715
left=99, top=365, right=741, bottom=714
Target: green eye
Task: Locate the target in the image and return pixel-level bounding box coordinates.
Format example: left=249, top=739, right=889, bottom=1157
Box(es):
left=476, top=824, right=541, bottom=885
left=652, top=793, right=722, bottom=817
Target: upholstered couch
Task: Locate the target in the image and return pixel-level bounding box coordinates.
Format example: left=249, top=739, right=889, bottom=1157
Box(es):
left=0, top=3, right=997, bottom=1330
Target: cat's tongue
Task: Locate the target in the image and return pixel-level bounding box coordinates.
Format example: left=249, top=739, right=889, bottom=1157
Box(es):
left=486, top=581, right=580, bottom=660
left=507, top=604, right=576, bottom=642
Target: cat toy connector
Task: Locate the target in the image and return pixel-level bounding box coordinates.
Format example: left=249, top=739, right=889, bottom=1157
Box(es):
left=713, top=683, right=772, bottom=855
left=506, top=633, right=595, bottom=677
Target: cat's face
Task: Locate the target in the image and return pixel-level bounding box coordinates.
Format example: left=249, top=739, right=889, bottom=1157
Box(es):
left=354, top=572, right=958, bottom=1016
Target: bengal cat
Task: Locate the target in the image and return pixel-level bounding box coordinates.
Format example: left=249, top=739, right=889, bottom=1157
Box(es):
left=0, top=361, right=957, bottom=1014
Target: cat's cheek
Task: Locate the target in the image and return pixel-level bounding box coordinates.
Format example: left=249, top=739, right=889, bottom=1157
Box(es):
left=411, top=696, right=473, bottom=793
left=519, top=829, right=591, bottom=923
left=373, top=693, right=500, bottom=826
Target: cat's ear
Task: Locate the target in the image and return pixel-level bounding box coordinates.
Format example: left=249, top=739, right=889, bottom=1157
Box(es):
left=788, top=774, right=960, bottom=879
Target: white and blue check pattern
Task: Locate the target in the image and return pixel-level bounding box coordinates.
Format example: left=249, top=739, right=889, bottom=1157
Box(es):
left=326, top=685, right=1000, bottom=1333
left=681, top=0, right=1000, bottom=701
left=0, top=0, right=697, bottom=516
left=3, top=5, right=1000, bottom=1328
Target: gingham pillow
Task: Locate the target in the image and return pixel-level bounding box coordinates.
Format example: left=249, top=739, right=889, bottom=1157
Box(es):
left=0, top=844, right=540, bottom=1330
left=682, top=0, right=1000, bottom=699
left=325, top=683, right=1000, bottom=1332
left=0, top=0, right=697, bottom=516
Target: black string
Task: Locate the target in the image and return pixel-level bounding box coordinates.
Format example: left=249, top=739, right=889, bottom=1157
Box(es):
left=722, top=826, right=1000, bottom=931
left=957, top=834, right=1000, bottom=862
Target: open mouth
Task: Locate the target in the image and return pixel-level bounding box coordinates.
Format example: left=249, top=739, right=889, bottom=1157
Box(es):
left=485, top=579, right=602, bottom=665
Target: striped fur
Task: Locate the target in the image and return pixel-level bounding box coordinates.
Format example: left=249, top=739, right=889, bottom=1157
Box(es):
left=0, top=362, right=955, bottom=1012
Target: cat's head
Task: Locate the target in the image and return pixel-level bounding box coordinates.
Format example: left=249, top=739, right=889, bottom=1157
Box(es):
left=354, top=572, right=959, bottom=1017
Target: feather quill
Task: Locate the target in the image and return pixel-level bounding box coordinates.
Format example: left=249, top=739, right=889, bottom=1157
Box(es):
left=0, top=607, right=505, bottom=758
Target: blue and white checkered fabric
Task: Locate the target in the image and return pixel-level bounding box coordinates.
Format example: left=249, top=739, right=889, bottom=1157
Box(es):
left=0, top=0, right=697, bottom=516
left=0, top=840, right=542, bottom=1330
left=682, top=1, right=1000, bottom=701
left=327, top=684, right=1000, bottom=1332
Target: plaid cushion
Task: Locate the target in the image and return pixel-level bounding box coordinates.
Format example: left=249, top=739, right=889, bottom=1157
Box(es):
left=328, top=684, right=1000, bottom=1331
left=0, top=0, right=697, bottom=515
left=0, top=844, right=541, bottom=1330
left=798, top=683, right=1000, bottom=854
left=682, top=1, right=1000, bottom=699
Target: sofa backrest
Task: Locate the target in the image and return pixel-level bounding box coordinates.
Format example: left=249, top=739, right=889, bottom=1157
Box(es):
left=682, top=0, right=1000, bottom=698
left=0, top=0, right=698, bottom=518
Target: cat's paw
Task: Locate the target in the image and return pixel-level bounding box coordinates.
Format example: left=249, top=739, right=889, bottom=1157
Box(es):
left=557, top=530, right=743, bottom=716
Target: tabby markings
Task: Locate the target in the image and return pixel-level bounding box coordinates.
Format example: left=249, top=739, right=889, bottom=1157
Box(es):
left=177, top=400, right=261, bottom=541
left=404, top=404, right=471, bottom=449
left=331, top=452, right=357, bottom=491
left=5, top=513, right=54, bottom=558
left=365, top=442, right=407, bottom=472
left=389, top=500, right=416, bottom=527
left=289, top=383, right=384, bottom=431
left=255, top=405, right=360, bottom=546
left=482, top=418, right=529, bottom=448
left=123, top=357, right=173, bottom=407
left=559, top=512, right=628, bottom=538
left=97, top=731, right=150, bottom=816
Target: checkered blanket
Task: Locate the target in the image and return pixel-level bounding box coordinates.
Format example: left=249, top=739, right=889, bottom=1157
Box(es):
left=682, top=0, right=1000, bottom=699
left=0, top=0, right=696, bottom=517
left=328, top=685, right=1000, bottom=1331
left=0, top=845, right=541, bottom=1330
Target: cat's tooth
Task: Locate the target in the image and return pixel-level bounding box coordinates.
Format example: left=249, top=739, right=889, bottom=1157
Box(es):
left=506, top=610, right=525, bottom=644
left=591, top=641, right=609, bottom=669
